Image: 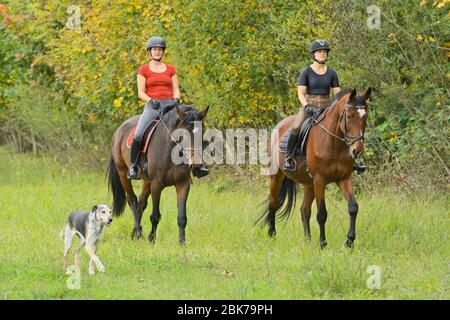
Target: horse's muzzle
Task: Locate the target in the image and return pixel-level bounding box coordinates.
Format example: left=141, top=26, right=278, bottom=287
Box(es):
left=350, top=143, right=363, bottom=159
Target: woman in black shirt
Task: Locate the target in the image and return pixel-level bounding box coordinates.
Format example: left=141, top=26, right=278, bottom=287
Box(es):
left=283, top=40, right=366, bottom=174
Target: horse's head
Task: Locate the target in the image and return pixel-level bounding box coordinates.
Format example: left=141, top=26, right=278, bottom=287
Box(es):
left=338, top=88, right=371, bottom=159
left=173, top=105, right=209, bottom=166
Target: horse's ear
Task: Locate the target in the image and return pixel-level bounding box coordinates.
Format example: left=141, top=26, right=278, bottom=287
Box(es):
left=363, top=87, right=372, bottom=101
left=198, top=106, right=209, bottom=120
left=92, top=205, right=98, bottom=213
left=176, top=106, right=186, bottom=120
left=349, top=89, right=357, bottom=102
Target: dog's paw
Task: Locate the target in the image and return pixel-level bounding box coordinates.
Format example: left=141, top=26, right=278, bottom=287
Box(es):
left=98, top=266, right=105, bottom=273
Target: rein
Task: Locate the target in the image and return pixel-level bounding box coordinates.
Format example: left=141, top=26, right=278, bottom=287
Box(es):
left=157, top=107, right=203, bottom=154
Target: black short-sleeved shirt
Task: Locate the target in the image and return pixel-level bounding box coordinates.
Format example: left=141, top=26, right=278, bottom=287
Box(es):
left=298, top=66, right=340, bottom=95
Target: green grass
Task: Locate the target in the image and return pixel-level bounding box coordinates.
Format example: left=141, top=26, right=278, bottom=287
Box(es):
left=0, top=145, right=448, bottom=299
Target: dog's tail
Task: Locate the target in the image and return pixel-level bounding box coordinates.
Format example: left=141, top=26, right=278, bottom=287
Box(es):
left=59, top=223, right=66, bottom=240
left=106, top=155, right=127, bottom=217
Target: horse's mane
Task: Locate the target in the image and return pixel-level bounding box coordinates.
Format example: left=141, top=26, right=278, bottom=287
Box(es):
left=163, top=104, right=199, bottom=128
left=331, top=88, right=353, bottom=104
left=331, top=88, right=367, bottom=107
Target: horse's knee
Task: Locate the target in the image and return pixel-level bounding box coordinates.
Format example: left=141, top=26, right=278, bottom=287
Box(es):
left=316, top=205, right=327, bottom=225
left=177, top=216, right=187, bottom=229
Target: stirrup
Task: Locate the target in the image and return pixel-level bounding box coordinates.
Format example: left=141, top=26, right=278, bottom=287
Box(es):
left=127, top=164, right=141, bottom=180
left=192, top=166, right=209, bottom=178
left=353, top=163, right=367, bottom=175
left=283, top=157, right=297, bottom=172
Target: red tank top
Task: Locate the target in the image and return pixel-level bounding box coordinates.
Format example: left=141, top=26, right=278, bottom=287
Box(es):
left=138, top=63, right=176, bottom=100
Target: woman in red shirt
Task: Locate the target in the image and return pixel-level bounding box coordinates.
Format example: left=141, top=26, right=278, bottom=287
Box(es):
left=128, top=36, right=208, bottom=180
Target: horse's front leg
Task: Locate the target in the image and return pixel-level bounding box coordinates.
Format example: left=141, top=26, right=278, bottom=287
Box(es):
left=337, top=178, right=358, bottom=248
left=313, top=175, right=328, bottom=249
left=148, top=182, right=162, bottom=244
left=175, top=181, right=190, bottom=245
left=116, top=170, right=140, bottom=240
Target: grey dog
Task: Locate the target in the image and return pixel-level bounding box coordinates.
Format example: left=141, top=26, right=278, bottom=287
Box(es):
left=60, top=204, right=113, bottom=275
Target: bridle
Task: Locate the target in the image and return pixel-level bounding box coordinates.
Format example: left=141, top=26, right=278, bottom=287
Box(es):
left=158, top=108, right=203, bottom=155
left=314, top=103, right=366, bottom=147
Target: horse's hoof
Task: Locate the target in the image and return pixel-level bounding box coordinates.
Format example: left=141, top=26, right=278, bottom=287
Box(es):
left=345, top=239, right=354, bottom=249
left=179, top=240, right=186, bottom=246
left=131, top=229, right=143, bottom=240
left=268, top=228, right=276, bottom=238
left=320, top=241, right=328, bottom=249
left=148, top=234, right=156, bottom=244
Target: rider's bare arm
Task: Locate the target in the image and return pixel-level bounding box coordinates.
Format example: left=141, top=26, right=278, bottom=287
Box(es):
left=332, top=86, right=341, bottom=96
left=172, top=75, right=180, bottom=100
left=297, top=86, right=309, bottom=107
left=137, top=74, right=151, bottom=103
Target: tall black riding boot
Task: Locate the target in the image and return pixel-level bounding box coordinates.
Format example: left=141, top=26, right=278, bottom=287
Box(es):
left=127, top=139, right=141, bottom=180
left=283, top=132, right=299, bottom=172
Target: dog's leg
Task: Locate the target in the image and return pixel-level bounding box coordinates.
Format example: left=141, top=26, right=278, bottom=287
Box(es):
left=74, top=235, right=85, bottom=268
left=86, top=238, right=104, bottom=274
left=63, top=225, right=74, bottom=271
left=86, top=245, right=104, bottom=274
left=88, top=256, right=95, bottom=275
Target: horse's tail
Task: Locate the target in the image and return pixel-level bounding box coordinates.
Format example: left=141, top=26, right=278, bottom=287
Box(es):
left=107, top=155, right=126, bottom=217
left=256, top=176, right=297, bottom=227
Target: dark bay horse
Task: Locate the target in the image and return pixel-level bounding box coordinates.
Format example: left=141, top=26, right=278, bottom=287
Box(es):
left=258, top=88, right=371, bottom=248
left=107, top=103, right=209, bottom=244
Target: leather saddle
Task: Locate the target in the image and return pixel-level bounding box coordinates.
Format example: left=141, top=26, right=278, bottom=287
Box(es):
left=279, top=107, right=327, bottom=156
left=126, top=100, right=178, bottom=154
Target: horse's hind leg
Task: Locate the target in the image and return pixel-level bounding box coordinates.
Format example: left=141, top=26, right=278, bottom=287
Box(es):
left=133, top=181, right=151, bottom=240
left=148, top=182, right=162, bottom=244
left=268, top=170, right=285, bottom=237
left=300, top=184, right=315, bottom=241
left=337, top=178, right=358, bottom=248
left=314, top=175, right=328, bottom=249
left=117, top=169, right=140, bottom=240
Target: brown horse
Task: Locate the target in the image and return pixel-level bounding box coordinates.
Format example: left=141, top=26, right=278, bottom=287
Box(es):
left=107, top=102, right=209, bottom=244
left=258, top=88, right=371, bottom=248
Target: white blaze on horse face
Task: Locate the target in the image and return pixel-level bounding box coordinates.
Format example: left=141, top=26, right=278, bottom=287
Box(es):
left=357, top=108, right=366, bottom=118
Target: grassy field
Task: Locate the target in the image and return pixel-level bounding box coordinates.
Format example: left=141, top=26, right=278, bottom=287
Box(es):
left=0, top=145, right=448, bottom=299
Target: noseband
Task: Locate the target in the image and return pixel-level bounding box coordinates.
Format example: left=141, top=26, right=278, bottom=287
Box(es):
left=340, top=105, right=365, bottom=146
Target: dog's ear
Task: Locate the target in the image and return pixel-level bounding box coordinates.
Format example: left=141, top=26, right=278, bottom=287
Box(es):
left=92, top=205, right=98, bottom=213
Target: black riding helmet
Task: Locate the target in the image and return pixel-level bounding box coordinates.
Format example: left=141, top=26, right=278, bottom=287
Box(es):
left=146, top=36, right=166, bottom=61
left=310, top=40, right=330, bottom=64
left=146, top=36, right=166, bottom=50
